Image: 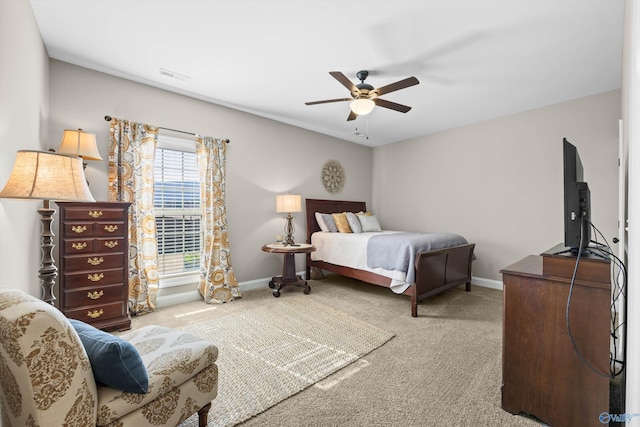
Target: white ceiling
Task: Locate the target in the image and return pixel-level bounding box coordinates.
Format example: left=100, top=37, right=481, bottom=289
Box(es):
left=29, top=0, right=624, bottom=147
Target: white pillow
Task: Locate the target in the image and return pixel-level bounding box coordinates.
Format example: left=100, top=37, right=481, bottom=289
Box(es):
left=315, top=212, right=329, bottom=232
left=357, top=214, right=382, bottom=232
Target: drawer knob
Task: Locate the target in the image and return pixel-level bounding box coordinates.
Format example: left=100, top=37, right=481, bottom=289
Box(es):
left=87, top=257, right=104, bottom=266
left=88, top=210, right=103, bottom=218
left=87, top=309, right=104, bottom=319
left=87, top=290, right=104, bottom=300
left=104, top=241, right=118, bottom=248
left=87, top=273, right=104, bottom=282
left=71, top=242, right=88, bottom=250
left=104, top=225, right=118, bottom=233
left=71, top=225, right=87, bottom=234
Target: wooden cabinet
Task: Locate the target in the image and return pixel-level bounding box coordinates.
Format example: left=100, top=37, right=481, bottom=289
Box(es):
left=57, top=202, right=131, bottom=331
left=500, top=249, right=611, bottom=427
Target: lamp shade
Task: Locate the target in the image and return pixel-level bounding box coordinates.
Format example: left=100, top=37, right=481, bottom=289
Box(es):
left=276, top=194, right=302, bottom=213
left=350, top=98, right=375, bottom=115
left=57, top=129, right=103, bottom=160
left=0, top=150, right=95, bottom=202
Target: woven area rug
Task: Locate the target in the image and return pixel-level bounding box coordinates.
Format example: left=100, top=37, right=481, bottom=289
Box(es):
left=178, top=296, right=394, bottom=427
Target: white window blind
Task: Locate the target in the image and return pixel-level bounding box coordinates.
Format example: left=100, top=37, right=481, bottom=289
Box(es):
left=153, top=143, right=202, bottom=277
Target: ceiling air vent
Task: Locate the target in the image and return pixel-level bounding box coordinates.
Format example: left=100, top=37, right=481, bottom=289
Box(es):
left=159, top=68, right=190, bottom=82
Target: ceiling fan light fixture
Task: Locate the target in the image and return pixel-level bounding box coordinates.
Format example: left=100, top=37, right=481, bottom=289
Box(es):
left=305, top=70, right=418, bottom=121
left=350, top=98, right=375, bottom=116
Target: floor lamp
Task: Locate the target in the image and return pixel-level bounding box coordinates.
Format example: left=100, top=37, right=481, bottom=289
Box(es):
left=0, top=150, right=95, bottom=305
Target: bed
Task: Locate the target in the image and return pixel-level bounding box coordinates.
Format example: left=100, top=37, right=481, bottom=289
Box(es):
left=305, top=199, right=475, bottom=317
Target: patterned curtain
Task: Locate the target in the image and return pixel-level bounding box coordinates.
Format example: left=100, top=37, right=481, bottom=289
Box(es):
left=195, top=135, right=240, bottom=303
left=108, top=118, right=160, bottom=314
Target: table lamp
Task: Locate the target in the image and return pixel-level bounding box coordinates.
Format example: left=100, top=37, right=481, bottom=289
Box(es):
left=0, top=150, right=95, bottom=304
left=276, top=194, right=302, bottom=246
left=56, top=128, right=103, bottom=185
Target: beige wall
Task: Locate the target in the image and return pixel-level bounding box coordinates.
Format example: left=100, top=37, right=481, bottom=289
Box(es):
left=0, top=0, right=50, bottom=296
left=372, top=90, right=621, bottom=281
left=48, top=60, right=373, bottom=283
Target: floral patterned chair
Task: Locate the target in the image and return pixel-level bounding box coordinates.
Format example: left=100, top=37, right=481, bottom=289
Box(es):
left=0, top=289, right=218, bottom=426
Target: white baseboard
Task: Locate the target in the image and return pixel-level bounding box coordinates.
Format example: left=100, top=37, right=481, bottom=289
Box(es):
left=156, top=273, right=503, bottom=308
left=157, top=290, right=201, bottom=307
left=156, top=276, right=276, bottom=308
left=239, top=277, right=272, bottom=292
left=471, top=276, right=503, bottom=290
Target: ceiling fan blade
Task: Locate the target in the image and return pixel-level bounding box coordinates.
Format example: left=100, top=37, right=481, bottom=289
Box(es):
left=347, top=110, right=358, bottom=121
left=373, top=98, right=412, bottom=113
left=305, top=98, right=352, bottom=106
left=373, top=76, right=419, bottom=96
left=329, top=71, right=358, bottom=93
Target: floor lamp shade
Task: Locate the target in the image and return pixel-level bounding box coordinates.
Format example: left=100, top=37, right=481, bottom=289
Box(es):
left=0, top=150, right=95, bottom=202
left=0, top=150, right=95, bottom=305
left=56, top=129, right=103, bottom=160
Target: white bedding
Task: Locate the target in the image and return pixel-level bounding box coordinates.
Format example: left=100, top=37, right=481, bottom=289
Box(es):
left=310, top=231, right=412, bottom=293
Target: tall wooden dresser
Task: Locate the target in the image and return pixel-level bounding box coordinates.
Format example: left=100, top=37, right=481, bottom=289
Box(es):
left=500, top=246, right=611, bottom=427
left=57, top=201, right=131, bottom=331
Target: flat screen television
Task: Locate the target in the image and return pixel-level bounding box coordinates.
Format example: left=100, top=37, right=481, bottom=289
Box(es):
left=563, top=138, right=591, bottom=253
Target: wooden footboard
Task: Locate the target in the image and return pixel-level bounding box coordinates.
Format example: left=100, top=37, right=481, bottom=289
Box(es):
left=412, top=243, right=475, bottom=317
left=306, top=243, right=475, bottom=317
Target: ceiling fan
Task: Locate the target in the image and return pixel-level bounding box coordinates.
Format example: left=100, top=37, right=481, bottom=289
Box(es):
left=305, top=70, right=419, bottom=121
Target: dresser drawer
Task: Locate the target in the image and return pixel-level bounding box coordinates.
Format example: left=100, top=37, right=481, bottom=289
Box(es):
left=64, top=222, right=94, bottom=237
left=62, top=253, right=125, bottom=272
left=63, top=238, right=94, bottom=254
left=97, top=237, right=126, bottom=253
left=97, top=222, right=126, bottom=237
left=62, top=268, right=125, bottom=289
left=62, top=284, right=125, bottom=309
left=63, top=208, right=126, bottom=221
left=64, top=301, right=127, bottom=324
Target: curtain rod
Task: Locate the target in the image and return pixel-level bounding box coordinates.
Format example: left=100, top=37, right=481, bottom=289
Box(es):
left=103, top=116, right=229, bottom=143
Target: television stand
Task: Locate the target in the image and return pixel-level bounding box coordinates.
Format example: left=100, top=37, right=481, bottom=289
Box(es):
left=551, top=244, right=609, bottom=260
left=500, top=246, right=611, bottom=427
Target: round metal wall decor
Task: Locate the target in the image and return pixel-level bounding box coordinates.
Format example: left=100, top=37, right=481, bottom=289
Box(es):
left=321, top=160, right=345, bottom=193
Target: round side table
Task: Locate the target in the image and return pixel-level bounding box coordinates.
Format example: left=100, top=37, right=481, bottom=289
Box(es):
left=261, top=243, right=316, bottom=297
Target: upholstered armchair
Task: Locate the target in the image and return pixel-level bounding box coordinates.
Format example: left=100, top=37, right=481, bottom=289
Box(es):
left=0, top=289, right=218, bottom=426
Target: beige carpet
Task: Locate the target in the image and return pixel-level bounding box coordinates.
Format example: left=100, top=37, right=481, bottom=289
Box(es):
left=175, top=296, right=394, bottom=427
left=132, top=274, right=543, bottom=427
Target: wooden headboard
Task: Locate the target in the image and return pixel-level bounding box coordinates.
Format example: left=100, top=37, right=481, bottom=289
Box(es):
left=305, top=198, right=367, bottom=243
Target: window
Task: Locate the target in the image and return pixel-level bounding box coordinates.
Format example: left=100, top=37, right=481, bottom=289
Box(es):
left=153, top=136, right=202, bottom=278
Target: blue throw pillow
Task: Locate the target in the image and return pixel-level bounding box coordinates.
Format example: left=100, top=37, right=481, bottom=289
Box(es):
left=320, top=213, right=339, bottom=232
left=357, top=213, right=382, bottom=232
left=69, top=319, right=148, bottom=394
left=346, top=212, right=362, bottom=233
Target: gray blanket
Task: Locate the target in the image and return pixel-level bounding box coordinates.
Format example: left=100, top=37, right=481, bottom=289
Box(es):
left=366, top=232, right=469, bottom=284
